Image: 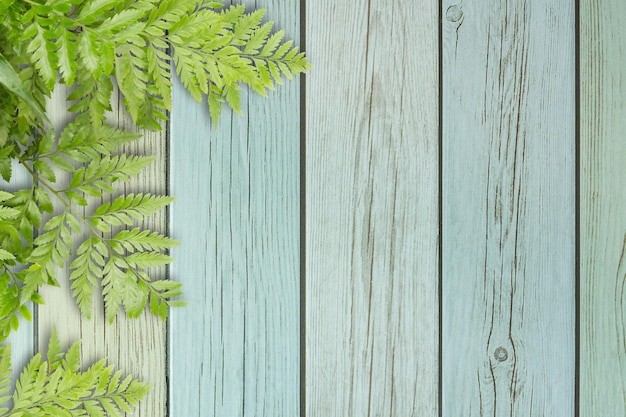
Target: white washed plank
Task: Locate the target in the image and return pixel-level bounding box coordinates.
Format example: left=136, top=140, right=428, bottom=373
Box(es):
left=442, top=0, right=575, bottom=415
left=305, top=0, right=439, bottom=416
left=38, top=84, right=167, bottom=417
left=580, top=0, right=626, bottom=415
left=5, top=160, right=33, bottom=385
left=169, top=1, right=301, bottom=415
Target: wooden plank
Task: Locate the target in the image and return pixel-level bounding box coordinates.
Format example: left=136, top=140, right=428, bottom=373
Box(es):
left=38, top=84, right=167, bottom=417
left=442, top=1, right=575, bottom=415
left=5, top=160, right=33, bottom=385
left=168, top=1, right=301, bottom=415
left=305, top=1, right=438, bottom=416
left=580, top=1, right=626, bottom=414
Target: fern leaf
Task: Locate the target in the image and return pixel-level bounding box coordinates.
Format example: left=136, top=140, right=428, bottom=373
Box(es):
left=23, top=23, right=57, bottom=90
left=96, top=7, right=147, bottom=35
left=5, top=333, right=148, bottom=416
left=46, top=328, right=65, bottom=372
left=101, top=257, right=126, bottom=322
left=22, top=212, right=78, bottom=301
left=55, top=23, right=78, bottom=85
left=243, top=21, right=273, bottom=55
left=0, top=344, right=11, bottom=412
left=77, top=29, right=101, bottom=75
left=90, top=193, right=174, bottom=232
left=229, top=7, right=264, bottom=45
left=68, top=154, right=156, bottom=196
left=0, top=146, right=12, bottom=182
left=120, top=272, right=148, bottom=318
left=207, top=82, right=224, bottom=126
left=0, top=249, right=15, bottom=262
left=0, top=51, right=49, bottom=122
left=0, top=191, right=19, bottom=221
left=70, top=238, right=107, bottom=317
left=115, top=43, right=149, bottom=123
left=173, top=47, right=207, bottom=102
left=146, top=41, right=172, bottom=109
left=112, top=228, right=179, bottom=253
left=67, top=72, right=114, bottom=127
left=55, top=115, right=141, bottom=162
left=147, top=278, right=185, bottom=320
left=78, top=0, right=126, bottom=24
left=223, top=83, right=242, bottom=114
left=124, top=252, right=174, bottom=268
left=258, top=29, right=283, bottom=58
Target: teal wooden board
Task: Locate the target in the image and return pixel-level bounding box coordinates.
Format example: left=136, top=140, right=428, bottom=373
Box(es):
left=305, top=0, right=439, bottom=415
left=580, top=0, right=626, bottom=414
left=442, top=0, right=575, bottom=415
left=168, top=1, right=301, bottom=415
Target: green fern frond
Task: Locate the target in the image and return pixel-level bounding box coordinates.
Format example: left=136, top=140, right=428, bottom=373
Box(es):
left=22, top=23, right=57, bottom=90
left=0, top=344, right=11, bottom=414
left=51, top=116, right=141, bottom=163
left=90, top=194, right=175, bottom=231
left=67, top=154, right=156, bottom=197
left=115, top=43, right=149, bottom=123
left=112, top=228, right=179, bottom=253
left=54, top=22, right=78, bottom=85
left=0, top=331, right=150, bottom=416
left=21, top=212, right=79, bottom=302
left=69, top=238, right=106, bottom=317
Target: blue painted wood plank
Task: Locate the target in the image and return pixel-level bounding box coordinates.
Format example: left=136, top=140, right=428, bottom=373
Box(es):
left=580, top=1, right=626, bottom=414
left=169, top=1, right=301, bottom=416
left=305, top=1, right=439, bottom=415
left=442, top=0, right=575, bottom=415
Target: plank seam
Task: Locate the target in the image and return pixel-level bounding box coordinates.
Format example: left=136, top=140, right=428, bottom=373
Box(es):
left=166, top=41, right=173, bottom=417
left=438, top=0, right=443, bottom=416
left=574, top=0, right=581, bottom=414
left=299, top=0, right=307, bottom=415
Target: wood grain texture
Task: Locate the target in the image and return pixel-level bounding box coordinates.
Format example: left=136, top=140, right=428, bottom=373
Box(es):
left=580, top=0, right=626, bottom=414
left=442, top=0, right=575, bottom=415
left=169, top=1, right=301, bottom=415
left=39, top=84, right=167, bottom=417
left=305, top=1, right=439, bottom=416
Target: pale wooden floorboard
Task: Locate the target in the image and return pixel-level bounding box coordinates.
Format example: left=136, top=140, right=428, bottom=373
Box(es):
left=442, top=0, right=575, bottom=415
left=39, top=84, right=167, bottom=417
left=169, top=1, right=301, bottom=415
left=580, top=0, right=626, bottom=415
left=305, top=1, right=439, bottom=416
left=6, top=161, right=33, bottom=386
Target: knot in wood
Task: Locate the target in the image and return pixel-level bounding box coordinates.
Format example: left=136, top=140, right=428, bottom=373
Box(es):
left=494, top=347, right=508, bottom=362
left=446, top=5, right=463, bottom=23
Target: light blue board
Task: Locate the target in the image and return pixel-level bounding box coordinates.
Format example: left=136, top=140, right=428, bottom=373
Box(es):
left=304, top=0, right=439, bottom=415
left=442, top=0, right=575, bottom=415
left=169, top=1, right=301, bottom=416
left=580, top=0, right=626, bottom=414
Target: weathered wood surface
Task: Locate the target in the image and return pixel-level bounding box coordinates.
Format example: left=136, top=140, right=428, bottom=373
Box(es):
left=580, top=0, right=626, bottom=415
left=39, top=84, right=168, bottom=417
left=8, top=2, right=626, bottom=416
left=305, top=0, right=439, bottom=416
left=442, top=0, right=575, bottom=415
left=168, top=1, right=301, bottom=416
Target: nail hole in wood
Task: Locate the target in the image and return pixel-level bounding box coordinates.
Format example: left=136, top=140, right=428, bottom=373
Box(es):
left=494, top=347, right=508, bottom=362
left=446, top=5, right=463, bottom=23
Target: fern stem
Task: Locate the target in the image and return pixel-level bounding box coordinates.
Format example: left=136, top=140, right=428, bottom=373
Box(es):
left=16, top=156, right=72, bottom=211
left=15, top=155, right=105, bottom=240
